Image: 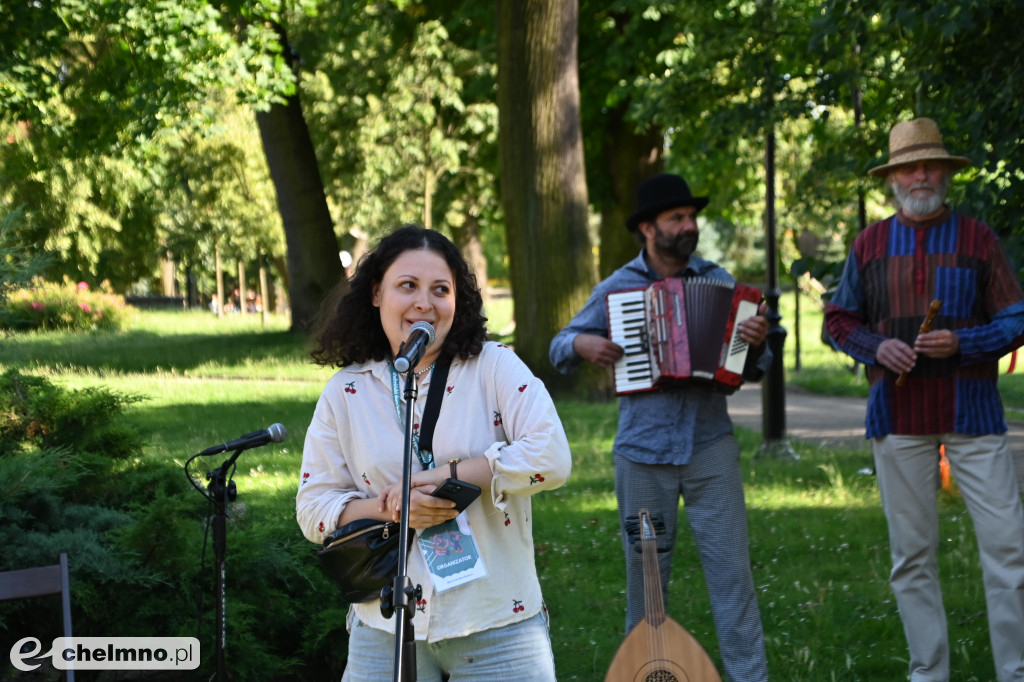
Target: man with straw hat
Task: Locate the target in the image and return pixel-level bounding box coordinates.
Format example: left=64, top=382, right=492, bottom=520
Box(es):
left=826, top=118, right=1024, bottom=681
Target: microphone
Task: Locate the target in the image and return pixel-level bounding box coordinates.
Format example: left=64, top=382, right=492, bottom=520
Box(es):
left=393, top=321, right=436, bottom=373
left=197, top=423, right=288, bottom=456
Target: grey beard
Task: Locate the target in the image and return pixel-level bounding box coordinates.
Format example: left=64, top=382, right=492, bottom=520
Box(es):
left=891, top=177, right=949, bottom=217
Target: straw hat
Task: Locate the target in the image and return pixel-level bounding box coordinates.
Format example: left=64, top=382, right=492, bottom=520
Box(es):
left=868, top=117, right=971, bottom=177
left=626, top=174, right=709, bottom=231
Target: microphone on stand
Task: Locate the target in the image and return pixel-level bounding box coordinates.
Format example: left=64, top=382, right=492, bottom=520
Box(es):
left=191, top=423, right=287, bottom=682
left=393, top=321, right=436, bottom=373
left=197, top=423, right=288, bottom=456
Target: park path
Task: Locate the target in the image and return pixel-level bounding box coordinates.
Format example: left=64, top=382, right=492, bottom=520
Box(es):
left=727, top=382, right=869, bottom=451
left=727, top=382, right=1024, bottom=483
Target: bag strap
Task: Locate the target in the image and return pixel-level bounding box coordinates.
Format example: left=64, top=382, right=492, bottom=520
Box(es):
left=418, top=354, right=451, bottom=455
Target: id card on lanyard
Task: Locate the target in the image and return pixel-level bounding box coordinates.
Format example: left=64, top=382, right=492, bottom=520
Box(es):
left=389, top=361, right=487, bottom=591
left=418, top=514, right=487, bottom=592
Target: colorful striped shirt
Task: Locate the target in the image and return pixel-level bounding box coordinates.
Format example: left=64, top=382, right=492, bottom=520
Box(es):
left=825, top=207, right=1024, bottom=437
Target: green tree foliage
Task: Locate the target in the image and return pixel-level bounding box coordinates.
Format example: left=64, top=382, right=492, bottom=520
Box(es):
left=0, top=0, right=293, bottom=151
left=0, top=141, right=160, bottom=289
left=294, top=3, right=502, bottom=284
left=578, top=2, right=670, bottom=276
left=4, top=0, right=1024, bottom=362
left=161, top=95, right=286, bottom=295
left=0, top=207, right=48, bottom=304
left=0, top=1, right=299, bottom=303
left=812, top=0, right=1024, bottom=238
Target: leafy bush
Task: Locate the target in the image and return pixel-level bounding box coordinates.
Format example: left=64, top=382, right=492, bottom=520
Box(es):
left=0, top=370, right=143, bottom=456
left=0, top=277, right=135, bottom=332
left=0, top=370, right=345, bottom=681
left=0, top=370, right=151, bottom=666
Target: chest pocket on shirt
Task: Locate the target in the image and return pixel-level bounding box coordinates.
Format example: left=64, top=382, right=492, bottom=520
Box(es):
left=934, top=267, right=977, bottom=319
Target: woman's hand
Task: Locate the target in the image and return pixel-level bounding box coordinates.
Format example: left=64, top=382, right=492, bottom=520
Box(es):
left=378, top=473, right=460, bottom=529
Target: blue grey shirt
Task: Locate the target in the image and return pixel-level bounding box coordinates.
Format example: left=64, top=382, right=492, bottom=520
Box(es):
left=549, top=250, right=771, bottom=465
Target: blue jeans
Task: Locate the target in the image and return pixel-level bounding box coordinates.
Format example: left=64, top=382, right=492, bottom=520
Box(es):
left=341, top=610, right=556, bottom=681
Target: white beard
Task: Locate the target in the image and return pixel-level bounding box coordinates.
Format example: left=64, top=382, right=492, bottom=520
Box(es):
left=891, top=176, right=949, bottom=218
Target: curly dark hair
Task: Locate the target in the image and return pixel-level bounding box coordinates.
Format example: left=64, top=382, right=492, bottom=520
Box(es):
left=309, top=225, right=488, bottom=368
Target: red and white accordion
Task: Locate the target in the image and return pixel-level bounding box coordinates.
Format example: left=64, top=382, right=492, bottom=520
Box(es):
left=605, top=277, right=762, bottom=395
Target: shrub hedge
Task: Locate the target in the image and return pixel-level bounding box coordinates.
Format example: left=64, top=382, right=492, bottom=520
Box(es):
left=0, top=369, right=347, bottom=681
left=0, top=278, right=135, bottom=332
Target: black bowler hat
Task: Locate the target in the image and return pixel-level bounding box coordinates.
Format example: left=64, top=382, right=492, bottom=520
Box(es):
left=626, top=174, right=709, bottom=232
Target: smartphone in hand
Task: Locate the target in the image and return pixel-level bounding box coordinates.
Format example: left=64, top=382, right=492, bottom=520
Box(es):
left=430, top=478, right=481, bottom=512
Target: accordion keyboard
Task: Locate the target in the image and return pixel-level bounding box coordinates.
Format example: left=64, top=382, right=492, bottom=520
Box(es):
left=607, top=289, right=654, bottom=393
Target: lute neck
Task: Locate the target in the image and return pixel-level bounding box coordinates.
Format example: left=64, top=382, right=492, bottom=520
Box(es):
left=640, top=510, right=667, bottom=625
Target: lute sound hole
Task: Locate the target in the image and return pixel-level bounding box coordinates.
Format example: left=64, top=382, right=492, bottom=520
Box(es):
left=645, top=670, right=679, bottom=682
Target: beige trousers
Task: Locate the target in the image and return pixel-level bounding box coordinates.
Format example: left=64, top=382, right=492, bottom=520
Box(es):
left=873, top=433, right=1024, bottom=682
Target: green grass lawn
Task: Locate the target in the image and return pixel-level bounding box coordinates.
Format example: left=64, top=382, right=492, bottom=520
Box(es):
left=0, top=299, right=1014, bottom=681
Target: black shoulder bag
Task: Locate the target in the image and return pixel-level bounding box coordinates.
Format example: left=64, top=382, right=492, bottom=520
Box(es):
left=318, top=355, right=452, bottom=603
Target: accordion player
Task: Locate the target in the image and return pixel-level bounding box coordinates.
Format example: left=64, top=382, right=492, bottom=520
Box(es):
left=605, top=277, right=762, bottom=395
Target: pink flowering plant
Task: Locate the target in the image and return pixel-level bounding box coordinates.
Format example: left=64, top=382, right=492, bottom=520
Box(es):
left=1, top=277, right=134, bottom=332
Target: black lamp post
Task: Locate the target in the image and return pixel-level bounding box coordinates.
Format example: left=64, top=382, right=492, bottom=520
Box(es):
left=759, top=127, right=797, bottom=460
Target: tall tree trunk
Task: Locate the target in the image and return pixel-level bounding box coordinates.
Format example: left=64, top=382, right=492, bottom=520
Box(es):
left=237, top=258, right=246, bottom=317
left=160, top=250, right=176, bottom=297
left=255, top=22, right=344, bottom=332
left=215, top=239, right=224, bottom=319
left=598, top=105, right=664, bottom=278
left=271, top=254, right=289, bottom=315
left=451, top=212, right=489, bottom=308
left=497, top=0, right=595, bottom=389
left=259, top=257, right=269, bottom=327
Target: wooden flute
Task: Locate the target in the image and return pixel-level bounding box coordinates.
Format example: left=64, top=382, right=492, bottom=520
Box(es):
left=895, top=299, right=943, bottom=387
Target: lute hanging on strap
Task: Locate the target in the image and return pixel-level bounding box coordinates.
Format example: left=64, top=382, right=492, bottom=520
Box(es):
left=604, top=509, right=722, bottom=682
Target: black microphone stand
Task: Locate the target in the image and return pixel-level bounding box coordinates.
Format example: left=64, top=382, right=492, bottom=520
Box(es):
left=205, top=448, right=245, bottom=682
left=379, top=369, right=422, bottom=682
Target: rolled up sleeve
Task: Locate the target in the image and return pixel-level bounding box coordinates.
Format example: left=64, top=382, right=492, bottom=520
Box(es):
left=482, top=346, right=572, bottom=510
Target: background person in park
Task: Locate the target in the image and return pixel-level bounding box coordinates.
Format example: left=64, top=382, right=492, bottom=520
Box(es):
left=825, top=117, right=1024, bottom=682
left=549, top=174, right=771, bottom=682
left=296, top=225, right=572, bottom=681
